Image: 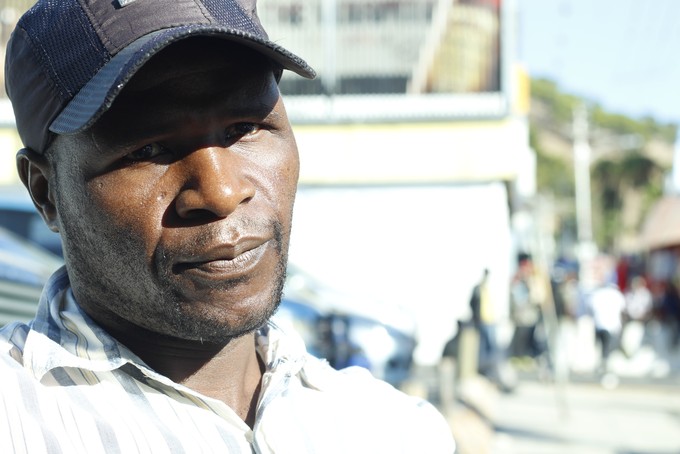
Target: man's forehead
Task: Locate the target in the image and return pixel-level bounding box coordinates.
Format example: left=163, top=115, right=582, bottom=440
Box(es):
left=87, top=58, right=281, bottom=145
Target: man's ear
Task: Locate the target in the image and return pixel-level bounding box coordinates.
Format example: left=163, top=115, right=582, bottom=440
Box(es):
left=16, top=148, right=59, bottom=233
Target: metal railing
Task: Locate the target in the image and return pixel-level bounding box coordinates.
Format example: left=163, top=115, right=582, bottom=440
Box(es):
left=259, top=0, right=509, bottom=123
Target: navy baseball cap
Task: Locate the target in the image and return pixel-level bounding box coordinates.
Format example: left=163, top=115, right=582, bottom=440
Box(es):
left=4, top=0, right=315, bottom=153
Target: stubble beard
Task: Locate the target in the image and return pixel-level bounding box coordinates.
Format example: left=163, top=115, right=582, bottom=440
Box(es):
left=61, top=204, right=290, bottom=344
left=158, top=225, right=289, bottom=343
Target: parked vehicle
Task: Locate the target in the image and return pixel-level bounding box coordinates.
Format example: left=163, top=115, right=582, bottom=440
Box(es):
left=0, top=226, right=63, bottom=326
left=272, top=297, right=324, bottom=357
left=0, top=186, right=63, bottom=257
left=275, top=265, right=417, bottom=388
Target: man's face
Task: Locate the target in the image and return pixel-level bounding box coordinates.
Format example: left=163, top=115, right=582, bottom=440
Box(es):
left=47, top=40, right=300, bottom=343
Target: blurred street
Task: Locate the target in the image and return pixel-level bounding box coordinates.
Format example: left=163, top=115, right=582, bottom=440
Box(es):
left=440, top=371, right=680, bottom=454
left=418, top=318, right=680, bottom=454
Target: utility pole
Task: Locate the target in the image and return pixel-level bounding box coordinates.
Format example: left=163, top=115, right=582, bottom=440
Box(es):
left=573, top=103, right=597, bottom=289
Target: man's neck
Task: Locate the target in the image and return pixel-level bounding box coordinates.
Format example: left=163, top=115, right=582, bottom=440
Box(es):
left=108, top=324, right=265, bottom=428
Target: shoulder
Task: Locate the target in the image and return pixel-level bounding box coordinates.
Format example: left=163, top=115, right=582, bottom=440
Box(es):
left=0, top=321, right=30, bottom=359
left=262, top=322, right=455, bottom=451
left=295, top=358, right=455, bottom=452
left=0, top=323, right=36, bottom=412
left=0, top=323, right=34, bottom=393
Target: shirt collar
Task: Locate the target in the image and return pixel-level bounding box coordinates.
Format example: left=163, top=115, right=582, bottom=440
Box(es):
left=23, top=266, right=310, bottom=383
left=24, top=266, right=132, bottom=380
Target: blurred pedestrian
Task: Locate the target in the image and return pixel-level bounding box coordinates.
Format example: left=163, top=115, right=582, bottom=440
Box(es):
left=625, top=276, right=653, bottom=323
left=588, top=283, right=626, bottom=377
left=621, top=276, right=652, bottom=356
left=660, top=280, right=680, bottom=349
left=509, top=254, right=545, bottom=362
left=469, top=268, right=501, bottom=378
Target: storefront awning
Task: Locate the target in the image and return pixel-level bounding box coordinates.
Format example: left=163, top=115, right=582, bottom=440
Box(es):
left=640, top=196, right=680, bottom=250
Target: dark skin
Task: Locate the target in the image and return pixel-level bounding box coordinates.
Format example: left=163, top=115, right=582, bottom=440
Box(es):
left=16, top=39, right=301, bottom=427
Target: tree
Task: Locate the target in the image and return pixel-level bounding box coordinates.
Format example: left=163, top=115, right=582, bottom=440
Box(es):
left=590, top=153, right=664, bottom=251
left=530, top=77, right=676, bottom=254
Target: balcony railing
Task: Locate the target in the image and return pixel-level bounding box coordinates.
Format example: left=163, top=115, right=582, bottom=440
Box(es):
left=0, top=0, right=513, bottom=124
left=259, top=0, right=509, bottom=123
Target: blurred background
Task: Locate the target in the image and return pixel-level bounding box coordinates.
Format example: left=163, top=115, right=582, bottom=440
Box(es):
left=1, top=0, right=679, bottom=452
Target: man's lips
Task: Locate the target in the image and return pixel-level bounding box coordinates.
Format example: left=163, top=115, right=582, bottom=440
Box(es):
left=173, top=238, right=270, bottom=279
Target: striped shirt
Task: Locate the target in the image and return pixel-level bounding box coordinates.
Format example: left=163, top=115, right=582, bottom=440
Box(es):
left=0, top=267, right=455, bottom=453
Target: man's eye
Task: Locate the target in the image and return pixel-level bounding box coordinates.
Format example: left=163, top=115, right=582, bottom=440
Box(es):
left=125, top=143, right=167, bottom=161
left=225, top=123, right=260, bottom=142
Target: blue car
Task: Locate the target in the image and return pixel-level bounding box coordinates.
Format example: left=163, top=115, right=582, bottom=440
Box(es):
left=276, top=267, right=417, bottom=388
left=273, top=296, right=416, bottom=388
left=0, top=226, right=63, bottom=325
left=0, top=186, right=63, bottom=257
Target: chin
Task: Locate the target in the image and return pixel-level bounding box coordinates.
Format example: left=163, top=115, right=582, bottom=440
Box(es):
left=161, top=282, right=284, bottom=343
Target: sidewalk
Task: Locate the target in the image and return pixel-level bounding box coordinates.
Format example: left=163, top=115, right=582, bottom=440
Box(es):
left=489, top=378, right=680, bottom=454
left=405, top=363, right=501, bottom=454
left=444, top=376, right=499, bottom=454
left=438, top=369, right=680, bottom=454
left=411, top=322, right=680, bottom=453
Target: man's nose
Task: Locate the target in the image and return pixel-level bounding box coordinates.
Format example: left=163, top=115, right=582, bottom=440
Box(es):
left=174, top=147, right=255, bottom=219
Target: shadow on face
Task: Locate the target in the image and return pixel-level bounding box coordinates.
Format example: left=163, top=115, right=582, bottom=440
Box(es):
left=36, top=37, right=300, bottom=344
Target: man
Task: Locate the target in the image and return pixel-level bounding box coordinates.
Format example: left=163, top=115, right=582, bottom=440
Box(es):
left=509, top=254, right=544, bottom=360
left=469, top=268, right=498, bottom=373
left=588, top=281, right=626, bottom=377
left=0, top=0, right=455, bottom=452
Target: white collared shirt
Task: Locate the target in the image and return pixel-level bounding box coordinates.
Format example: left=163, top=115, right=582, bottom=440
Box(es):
left=0, top=267, right=455, bottom=453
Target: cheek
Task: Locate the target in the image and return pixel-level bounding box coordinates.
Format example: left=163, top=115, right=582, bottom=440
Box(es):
left=83, top=170, right=168, bottom=245
left=262, top=148, right=299, bottom=221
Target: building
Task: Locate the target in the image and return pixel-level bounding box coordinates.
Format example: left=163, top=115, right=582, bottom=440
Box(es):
left=0, top=0, right=534, bottom=365
left=260, top=0, right=534, bottom=364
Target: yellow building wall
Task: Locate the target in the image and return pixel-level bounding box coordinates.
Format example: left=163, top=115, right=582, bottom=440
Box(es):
left=294, top=119, right=529, bottom=185
left=0, top=127, right=22, bottom=186
left=0, top=119, right=530, bottom=187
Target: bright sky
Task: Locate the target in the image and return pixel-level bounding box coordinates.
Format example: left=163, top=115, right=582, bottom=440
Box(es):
left=518, top=0, right=680, bottom=125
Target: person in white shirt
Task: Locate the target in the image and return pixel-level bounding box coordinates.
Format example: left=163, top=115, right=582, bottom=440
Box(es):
left=588, top=283, right=626, bottom=374
left=625, top=276, right=653, bottom=322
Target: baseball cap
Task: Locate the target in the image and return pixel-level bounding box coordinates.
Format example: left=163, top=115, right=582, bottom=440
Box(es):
left=4, top=0, right=316, bottom=153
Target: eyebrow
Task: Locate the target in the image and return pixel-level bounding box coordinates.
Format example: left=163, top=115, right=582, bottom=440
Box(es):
left=88, top=97, right=282, bottom=155
left=240, top=101, right=281, bottom=121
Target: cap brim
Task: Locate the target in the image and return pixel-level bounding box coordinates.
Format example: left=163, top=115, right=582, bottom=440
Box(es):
left=49, top=24, right=315, bottom=135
